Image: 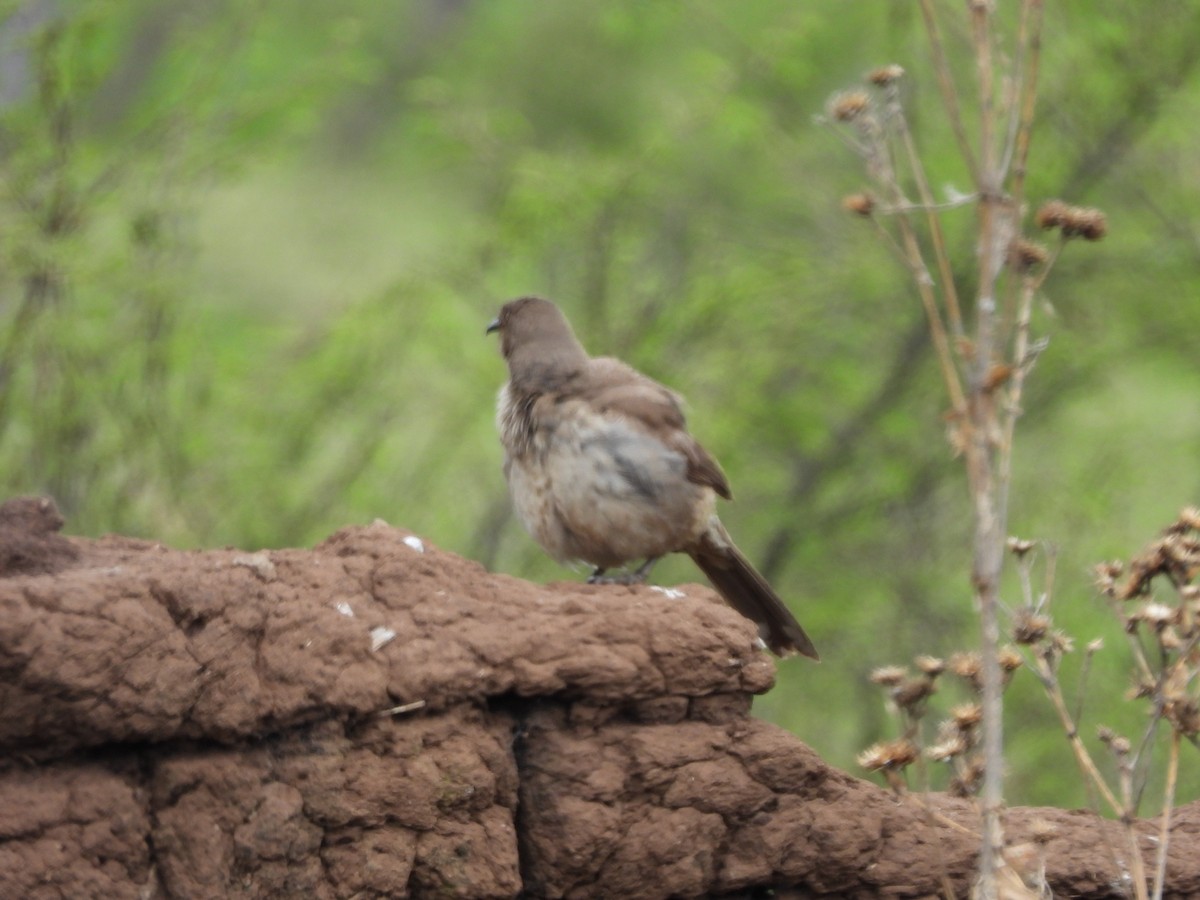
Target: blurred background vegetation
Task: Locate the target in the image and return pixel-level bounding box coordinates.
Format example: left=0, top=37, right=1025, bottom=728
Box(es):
left=3, top=0, right=1198, bottom=809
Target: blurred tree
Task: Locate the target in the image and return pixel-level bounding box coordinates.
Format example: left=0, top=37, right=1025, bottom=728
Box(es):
left=3, top=0, right=1198, bottom=807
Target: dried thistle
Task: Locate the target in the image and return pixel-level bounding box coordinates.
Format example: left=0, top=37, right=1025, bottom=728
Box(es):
left=1034, top=200, right=1070, bottom=230
left=1061, top=206, right=1107, bottom=241
left=1007, top=238, right=1049, bottom=273
left=869, top=665, right=908, bottom=687
left=915, top=655, right=946, bottom=677
left=1126, top=679, right=1155, bottom=701
left=927, top=731, right=970, bottom=762
left=1007, top=536, right=1036, bottom=557
left=828, top=90, right=870, bottom=122
left=842, top=192, right=876, bottom=217
left=1028, top=818, right=1058, bottom=845
left=893, top=676, right=937, bottom=711
left=1012, top=605, right=1051, bottom=645
left=1158, top=627, right=1183, bottom=651
left=1167, top=698, right=1200, bottom=736
left=1178, top=506, right=1200, bottom=532
left=1034, top=200, right=1108, bottom=241
left=950, top=651, right=983, bottom=693
left=867, top=64, right=905, bottom=86
left=998, top=645, right=1025, bottom=674
left=1094, top=561, right=1123, bottom=597
left=858, top=737, right=920, bottom=772
left=1048, top=630, right=1074, bottom=655
left=950, top=756, right=985, bottom=798
left=951, top=703, right=983, bottom=730
left=1128, top=601, right=1178, bottom=632
left=1097, top=727, right=1131, bottom=758
left=1037, top=629, right=1074, bottom=673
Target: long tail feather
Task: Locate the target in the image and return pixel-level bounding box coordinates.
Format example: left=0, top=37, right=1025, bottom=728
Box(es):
left=689, top=519, right=819, bottom=660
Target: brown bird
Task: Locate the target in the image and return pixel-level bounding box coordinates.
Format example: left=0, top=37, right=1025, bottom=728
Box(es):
left=487, top=296, right=818, bottom=659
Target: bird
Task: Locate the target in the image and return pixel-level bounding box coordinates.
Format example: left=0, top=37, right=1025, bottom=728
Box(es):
left=486, top=296, right=818, bottom=660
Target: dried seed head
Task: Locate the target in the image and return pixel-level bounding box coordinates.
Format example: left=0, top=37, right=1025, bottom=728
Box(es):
left=1035, top=200, right=1070, bottom=230
left=1094, top=560, right=1124, bottom=596
left=1007, top=239, right=1050, bottom=273
left=1062, top=206, right=1107, bottom=240
left=1035, top=200, right=1109, bottom=240
left=1007, top=536, right=1036, bottom=557
left=1118, top=574, right=1149, bottom=601
left=998, top=645, right=1024, bottom=673
left=1086, top=637, right=1105, bottom=654
left=1098, top=727, right=1131, bottom=757
left=1029, top=818, right=1058, bottom=845
left=914, top=655, right=946, bottom=677
left=1049, top=630, right=1075, bottom=655
left=867, top=64, right=905, bottom=86
left=1126, top=679, right=1154, bottom=701
left=1158, top=626, right=1182, bottom=650
left=842, top=192, right=876, bottom=217
left=950, top=756, right=985, bottom=797
left=869, top=665, right=908, bottom=687
left=1169, top=699, right=1200, bottom=736
left=893, top=676, right=936, bottom=710
left=1179, top=507, right=1200, bottom=532
left=1012, top=606, right=1051, bottom=645
left=1134, top=602, right=1177, bottom=630
left=857, top=737, right=920, bottom=771
left=950, top=651, right=983, bottom=693
left=951, top=703, right=983, bottom=730
left=829, top=90, right=871, bottom=122
left=926, top=732, right=969, bottom=762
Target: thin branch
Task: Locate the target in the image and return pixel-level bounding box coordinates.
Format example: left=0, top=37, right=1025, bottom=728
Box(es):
left=875, top=194, right=980, bottom=215
left=1007, top=0, right=1045, bottom=210
left=918, top=0, right=979, bottom=185
left=886, top=84, right=966, bottom=340
left=898, top=215, right=967, bottom=416
left=1152, top=730, right=1180, bottom=900
left=1032, top=655, right=1121, bottom=816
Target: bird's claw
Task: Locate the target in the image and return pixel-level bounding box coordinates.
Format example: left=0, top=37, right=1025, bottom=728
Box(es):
left=587, top=559, right=658, bottom=586
left=588, top=571, right=643, bottom=586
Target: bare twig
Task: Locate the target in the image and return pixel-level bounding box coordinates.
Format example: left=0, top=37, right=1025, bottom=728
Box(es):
left=1007, top=0, right=1046, bottom=209
left=1152, top=730, right=1181, bottom=900
left=377, top=699, right=427, bottom=717
left=917, top=0, right=979, bottom=185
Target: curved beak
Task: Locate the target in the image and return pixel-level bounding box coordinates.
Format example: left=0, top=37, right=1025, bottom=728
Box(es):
left=485, top=317, right=501, bottom=335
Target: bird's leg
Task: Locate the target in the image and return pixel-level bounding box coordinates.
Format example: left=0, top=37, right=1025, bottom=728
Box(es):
left=587, top=558, right=660, bottom=586
left=629, top=556, right=660, bottom=583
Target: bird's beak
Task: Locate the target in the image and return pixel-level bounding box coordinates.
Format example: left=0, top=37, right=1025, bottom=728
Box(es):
left=486, top=317, right=501, bottom=335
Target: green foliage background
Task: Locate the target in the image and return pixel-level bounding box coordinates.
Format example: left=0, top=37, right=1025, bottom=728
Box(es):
left=4, top=0, right=1198, bottom=810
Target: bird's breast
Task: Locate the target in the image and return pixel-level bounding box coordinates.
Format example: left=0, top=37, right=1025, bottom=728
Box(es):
left=498, top=389, right=714, bottom=567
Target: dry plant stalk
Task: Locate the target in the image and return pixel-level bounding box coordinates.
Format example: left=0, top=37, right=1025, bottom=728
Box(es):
left=1004, top=511, right=1200, bottom=900
left=827, top=3, right=1107, bottom=896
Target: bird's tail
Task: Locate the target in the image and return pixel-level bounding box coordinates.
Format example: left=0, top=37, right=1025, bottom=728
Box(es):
left=688, top=518, right=819, bottom=660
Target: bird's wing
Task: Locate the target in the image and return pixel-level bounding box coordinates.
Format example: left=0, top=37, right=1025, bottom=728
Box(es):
left=580, top=357, right=732, bottom=500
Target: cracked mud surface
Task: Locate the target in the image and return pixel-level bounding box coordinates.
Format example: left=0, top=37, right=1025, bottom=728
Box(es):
left=1, top=497, right=1197, bottom=898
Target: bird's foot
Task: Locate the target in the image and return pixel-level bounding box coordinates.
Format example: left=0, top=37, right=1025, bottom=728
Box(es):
left=587, top=567, right=636, bottom=585
left=587, top=558, right=660, bottom=586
